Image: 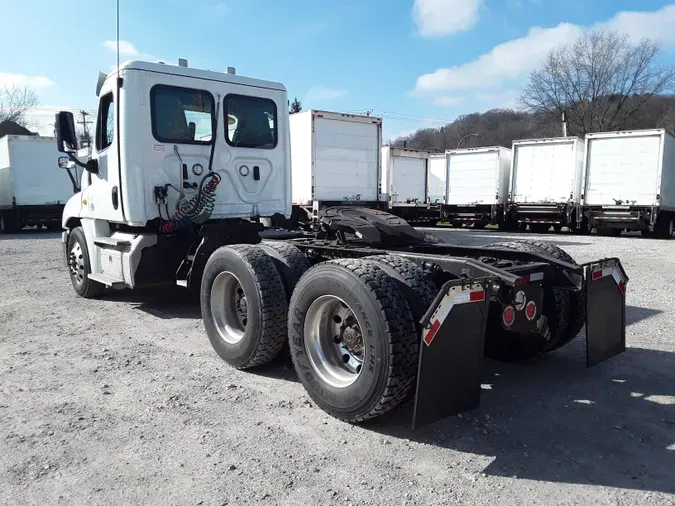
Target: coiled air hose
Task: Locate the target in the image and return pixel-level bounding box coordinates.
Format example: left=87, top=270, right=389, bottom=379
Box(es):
left=159, top=171, right=222, bottom=233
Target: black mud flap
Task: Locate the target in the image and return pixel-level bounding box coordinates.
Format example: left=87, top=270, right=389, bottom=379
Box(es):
left=584, top=259, right=628, bottom=367
left=412, top=279, right=491, bottom=429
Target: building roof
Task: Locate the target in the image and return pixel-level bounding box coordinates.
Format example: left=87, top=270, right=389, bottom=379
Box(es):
left=0, top=120, right=36, bottom=138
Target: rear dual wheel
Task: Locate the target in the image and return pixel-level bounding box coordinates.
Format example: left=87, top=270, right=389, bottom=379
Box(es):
left=202, top=244, right=292, bottom=369
left=288, top=259, right=421, bottom=422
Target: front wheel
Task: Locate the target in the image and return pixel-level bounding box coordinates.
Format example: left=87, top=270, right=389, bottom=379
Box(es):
left=67, top=227, right=105, bottom=298
left=288, top=259, right=418, bottom=422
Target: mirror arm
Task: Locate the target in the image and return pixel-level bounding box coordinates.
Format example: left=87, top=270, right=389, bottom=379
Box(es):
left=65, top=167, right=81, bottom=193
left=67, top=152, right=89, bottom=170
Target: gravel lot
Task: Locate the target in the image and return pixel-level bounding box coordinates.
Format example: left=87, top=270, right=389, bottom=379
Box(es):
left=1, top=228, right=674, bottom=505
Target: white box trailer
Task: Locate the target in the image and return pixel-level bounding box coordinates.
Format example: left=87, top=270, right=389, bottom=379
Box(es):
left=0, top=135, right=76, bottom=232
left=443, top=146, right=511, bottom=228
left=290, top=110, right=382, bottom=218
left=427, top=153, right=446, bottom=206
left=582, top=129, right=675, bottom=237
left=508, top=136, right=585, bottom=232
left=380, top=146, right=440, bottom=225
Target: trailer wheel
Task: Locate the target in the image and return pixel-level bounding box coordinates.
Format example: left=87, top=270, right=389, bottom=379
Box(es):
left=530, top=224, right=550, bottom=234
left=597, top=227, right=622, bottom=237
left=201, top=245, right=287, bottom=369
left=67, top=226, right=105, bottom=299
left=288, top=259, right=418, bottom=422
left=365, top=255, right=437, bottom=327
left=654, top=214, right=674, bottom=239
left=259, top=241, right=310, bottom=296
left=0, top=212, right=19, bottom=234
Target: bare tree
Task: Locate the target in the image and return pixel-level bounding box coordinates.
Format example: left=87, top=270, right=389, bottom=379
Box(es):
left=289, top=97, right=302, bottom=114
left=0, top=85, right=39, bottom=127
left=521, top=30, right=675, bottom=136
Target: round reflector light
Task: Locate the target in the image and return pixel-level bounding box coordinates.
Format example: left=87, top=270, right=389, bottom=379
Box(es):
left=525, top=301, right=537, bottom=321
left=502, top=305, right=516, bottom=327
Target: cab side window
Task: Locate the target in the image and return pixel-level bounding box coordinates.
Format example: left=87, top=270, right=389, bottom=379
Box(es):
left=224, top=94, right=277, bottom=149
left=150, top=85, right=214, bottom=144
left=97, top=93, right=114, bottom=151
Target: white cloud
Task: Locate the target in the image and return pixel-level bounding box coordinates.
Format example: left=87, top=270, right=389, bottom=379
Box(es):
left=416, top=23, right=581, bottom=91
left=304, top=86, right=347, bottom=103
left=0, top=73, right=55, bottom=89
left=599, top=4, right=675, bottom=47
left=433, top=95, right=466, bottom=107
left=412, top=0, right=482, bottom=37
left=103, top=40, right=140, bottom=56
left=415, top=5, right=675, bottom=94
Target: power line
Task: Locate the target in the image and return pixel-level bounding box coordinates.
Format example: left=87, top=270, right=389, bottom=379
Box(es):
left=345, top=108, right=453, bottom=125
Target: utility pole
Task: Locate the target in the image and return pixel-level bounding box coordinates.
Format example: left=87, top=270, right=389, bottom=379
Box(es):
left=77, top=110, right=93, bottom=148
left=561, top=111, right=567, bottom=137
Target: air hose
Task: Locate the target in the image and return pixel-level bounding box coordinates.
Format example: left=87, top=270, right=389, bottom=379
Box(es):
left=159, top=171, right=222, bottom=233
left=160, top=92, right=223, bottom=234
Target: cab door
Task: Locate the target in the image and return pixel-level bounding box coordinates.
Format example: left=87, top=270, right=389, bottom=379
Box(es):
left=216, top=89, right=289, bottom=218
left=80, top=86, right=125, bottom=222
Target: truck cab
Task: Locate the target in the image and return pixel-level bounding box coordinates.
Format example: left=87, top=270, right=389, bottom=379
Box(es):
left=56, top=60, right=291, bottom=291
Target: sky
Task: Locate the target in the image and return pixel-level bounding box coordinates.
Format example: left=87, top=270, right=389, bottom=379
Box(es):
left=3, top=0, right=675, bottom=140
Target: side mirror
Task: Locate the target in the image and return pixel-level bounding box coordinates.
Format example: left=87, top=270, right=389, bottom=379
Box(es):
left=55, top=111, right=78, bottom=153
left=58, top=156, right=72, bottom=169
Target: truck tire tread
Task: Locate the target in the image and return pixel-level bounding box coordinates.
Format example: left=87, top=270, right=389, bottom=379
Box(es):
left=289, top=258, right=418, bottom=422
left=201, top=244, right=287, bottom=369
left=364, top=254, right=437, bottom=325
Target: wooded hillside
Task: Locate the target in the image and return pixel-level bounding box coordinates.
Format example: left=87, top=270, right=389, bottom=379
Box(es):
left=392, top=95, right=675, bottom=152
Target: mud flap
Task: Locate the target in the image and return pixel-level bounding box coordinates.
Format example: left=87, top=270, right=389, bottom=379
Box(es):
left=412, top=280, right=490, bottom=429
left=584, top=260, right=628, bottom=367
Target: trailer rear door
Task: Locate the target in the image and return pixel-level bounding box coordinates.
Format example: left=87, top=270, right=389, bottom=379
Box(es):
left=512, top=139, right=579, bottom=203
left=428, top=154, right=445, bottom=205
left=584, top=132, right=662, bottom=206
left=390, top=154, right=427, bottom=204
left=313, top=113, right=381, bottom=202
left=446, top=149, right=499, bottom=205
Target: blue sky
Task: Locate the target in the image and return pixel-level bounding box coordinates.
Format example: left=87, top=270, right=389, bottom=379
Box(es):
left=3, top=0, right=675, bottom=140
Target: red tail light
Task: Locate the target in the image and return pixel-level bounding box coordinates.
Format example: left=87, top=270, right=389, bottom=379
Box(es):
left=525, top=301, right=537, bottom=321
left=502, top=306, right=516, bottom=327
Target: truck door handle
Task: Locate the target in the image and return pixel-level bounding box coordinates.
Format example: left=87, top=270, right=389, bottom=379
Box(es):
left=112, top=186, right=119, bottom=210
left=253, top=165, right=260, bottom=181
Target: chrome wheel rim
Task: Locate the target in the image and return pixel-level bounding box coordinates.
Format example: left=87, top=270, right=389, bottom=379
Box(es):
left=210, top=271, right=247, bottom=344
left=304, top=295, right=365, bottom=389
left=68, top=241, right=85, bottom=286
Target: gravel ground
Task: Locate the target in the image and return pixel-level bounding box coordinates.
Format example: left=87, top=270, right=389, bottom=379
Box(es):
left=1, top=228, right=674, bottom=505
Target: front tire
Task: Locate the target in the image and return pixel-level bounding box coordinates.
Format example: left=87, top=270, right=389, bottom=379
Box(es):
left=201, top=244, right=288, bottom=369
left=288, top=259, right=418, bottom=422
left=67, top=227, right=105, bottom=298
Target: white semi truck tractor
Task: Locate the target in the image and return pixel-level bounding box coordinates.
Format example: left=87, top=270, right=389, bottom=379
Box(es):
left=55, top=60, right=628, bottom=428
